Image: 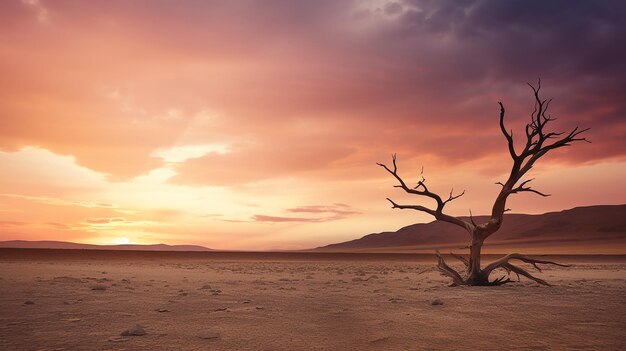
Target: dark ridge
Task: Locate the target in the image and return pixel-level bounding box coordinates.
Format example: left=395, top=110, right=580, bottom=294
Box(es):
left=319, top=204, right=626, bottom=250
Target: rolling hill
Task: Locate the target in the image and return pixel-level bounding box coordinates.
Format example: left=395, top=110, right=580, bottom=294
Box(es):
left=0, top=240, right=212, bottom=251
left=319, top=204, right=626, bottom=253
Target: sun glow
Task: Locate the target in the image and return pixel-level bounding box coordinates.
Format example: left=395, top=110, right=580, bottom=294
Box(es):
left=115, top=237, right=130, bottom=245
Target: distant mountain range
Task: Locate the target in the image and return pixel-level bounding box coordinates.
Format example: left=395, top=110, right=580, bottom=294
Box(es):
left=2, top=205, right=625, bottom=254
left=0, top=240, right=212, bottom=251
left=319, top=205, right=626, bottom=253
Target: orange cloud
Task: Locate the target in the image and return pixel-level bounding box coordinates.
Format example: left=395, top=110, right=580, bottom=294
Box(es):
left=83, top=217, right=126, bottom=224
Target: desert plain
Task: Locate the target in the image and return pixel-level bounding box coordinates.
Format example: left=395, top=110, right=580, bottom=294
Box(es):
left=0, top=249, right=624, bottom=351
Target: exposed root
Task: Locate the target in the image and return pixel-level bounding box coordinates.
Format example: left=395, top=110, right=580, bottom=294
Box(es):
left=435, top=251, right=464, bottom=286
left=433, top=252, right=568, bottom=287
left=416, top=267, right=436, bottom=275
left=488, top=275, right=512, bottom=286
left=494, top=262, right=550, bottom=286
left=482, top=253, right=570, bottom=286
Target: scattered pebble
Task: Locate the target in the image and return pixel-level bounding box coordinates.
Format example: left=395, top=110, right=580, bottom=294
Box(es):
left=108, top=336, right=128, bottom=342
left=370, top=336, right=390, bottom=344
left=121, top=325, right=146, bottom=336
left=431, top=299, right=444, bottom=306
left=24, top=300, right=34, bottom=305
left=198, top=331, right=220, bottom=340
left=91, top=284, right=107, bottom=291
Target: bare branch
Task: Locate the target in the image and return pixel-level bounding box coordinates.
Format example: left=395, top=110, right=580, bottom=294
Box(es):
left=509, top=178, right=550, bottom=197
left=511, top=187, right=550, bottom=197
left=385, top=198, right=471, bottom=230
left=385, top=198, right=437, bottom=217
left=377, top=155, right=443, bottom=205
left=449, top=252, right=469, bottom=267
left=378, top=155, right=473, bottom=231
left=443, top=188, right=465, bottom=206
left=499, top=102, right=517, bottom=159
left=469, top=209, right=477, bottom=226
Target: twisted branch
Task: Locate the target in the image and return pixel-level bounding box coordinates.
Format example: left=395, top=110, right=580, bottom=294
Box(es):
left=378, top=155, right=472, bottom=232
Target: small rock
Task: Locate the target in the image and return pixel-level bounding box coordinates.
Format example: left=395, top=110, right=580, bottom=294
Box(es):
left=431, top=299, right=444, bottom=306
left=255, top=306, right=264, bottom=310
left=120, top=325, right=146, bottom=336
left=155, top=308, right=170, bottom=313
left=91, top=284, right=107, bottom=291
left=198, top=331, right=220, bottom=340
left=24, top=300, right=34, bottom=305
left=108, top=336, right=128, bottom=342
left=200, top=284, right=211, bottom=290
left=370, top=336, right=390, bottom=344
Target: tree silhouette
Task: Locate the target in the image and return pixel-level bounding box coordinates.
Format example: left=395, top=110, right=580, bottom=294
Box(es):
left=378, top=80, right=589, bottom=286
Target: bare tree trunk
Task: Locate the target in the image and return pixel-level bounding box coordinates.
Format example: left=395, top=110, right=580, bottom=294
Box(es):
left=465, top=237, right=486, bottom=285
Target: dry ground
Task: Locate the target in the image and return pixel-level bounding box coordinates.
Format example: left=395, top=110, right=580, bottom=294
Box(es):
left=0, top=250, right=624, bottom=351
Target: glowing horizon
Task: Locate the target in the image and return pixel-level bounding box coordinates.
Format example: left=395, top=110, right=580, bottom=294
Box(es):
left=1, top=1, right=625, bottom=250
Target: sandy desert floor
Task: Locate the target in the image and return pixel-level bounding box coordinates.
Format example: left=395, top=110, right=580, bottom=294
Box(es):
left=0, top=250, right=625, bottom=351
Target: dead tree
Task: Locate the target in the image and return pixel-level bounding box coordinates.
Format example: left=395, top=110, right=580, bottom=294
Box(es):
left=378, top=81, right=589, bottom=286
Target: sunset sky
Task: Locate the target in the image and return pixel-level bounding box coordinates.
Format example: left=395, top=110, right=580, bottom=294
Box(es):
left=1, top=0, right=625, bottom=250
